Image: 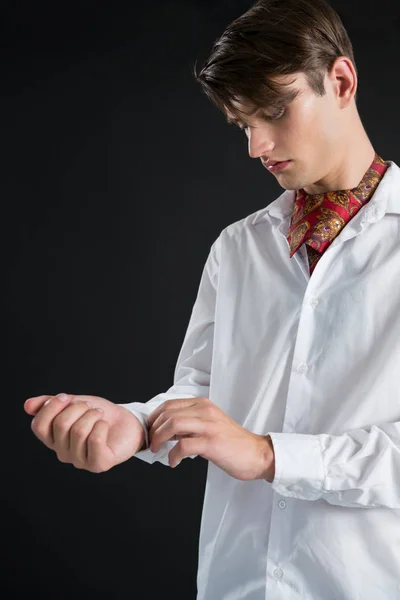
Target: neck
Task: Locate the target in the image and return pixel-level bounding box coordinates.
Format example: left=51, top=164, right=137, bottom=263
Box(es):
left=303, top=116, right=376, bottom=196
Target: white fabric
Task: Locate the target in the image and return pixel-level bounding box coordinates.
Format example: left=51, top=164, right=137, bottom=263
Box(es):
left=117, top=161, right=400, bottom=600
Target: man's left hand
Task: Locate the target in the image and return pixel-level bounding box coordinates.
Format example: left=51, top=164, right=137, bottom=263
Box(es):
left=147, top=397, right=275, bottom=482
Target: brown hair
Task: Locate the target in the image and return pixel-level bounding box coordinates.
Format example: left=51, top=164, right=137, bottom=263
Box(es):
left=194, top=0, right=358, bottom=122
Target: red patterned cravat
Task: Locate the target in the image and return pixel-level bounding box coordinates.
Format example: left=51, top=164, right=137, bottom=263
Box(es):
left=287, top=152, right=388, bottom=275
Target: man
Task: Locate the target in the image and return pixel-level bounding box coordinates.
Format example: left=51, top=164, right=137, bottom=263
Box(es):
left=24, top=0, right=400, bottom=598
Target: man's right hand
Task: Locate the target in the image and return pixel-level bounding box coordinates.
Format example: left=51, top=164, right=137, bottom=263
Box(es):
left=24, top=393, right=146, bottom=473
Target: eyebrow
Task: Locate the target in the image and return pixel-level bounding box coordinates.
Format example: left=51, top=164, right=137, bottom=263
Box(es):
left=225, top=102, right=286, bottom=125
left=225, top=88, right=302, bottom=126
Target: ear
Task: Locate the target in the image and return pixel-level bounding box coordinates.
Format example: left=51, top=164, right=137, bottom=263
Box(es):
left=328, top=56, right=357, bottom=109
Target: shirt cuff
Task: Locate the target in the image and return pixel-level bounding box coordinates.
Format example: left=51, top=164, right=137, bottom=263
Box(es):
left=116, top=404, right=149, bottom=449
left=267, top=432, right=326, bottom=501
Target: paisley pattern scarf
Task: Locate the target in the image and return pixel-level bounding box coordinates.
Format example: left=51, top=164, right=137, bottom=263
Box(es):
left=287, top=152, right=388, bottom=275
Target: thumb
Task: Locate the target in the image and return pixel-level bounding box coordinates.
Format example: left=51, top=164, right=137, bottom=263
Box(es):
left=23, top=393, right=72, bottom=415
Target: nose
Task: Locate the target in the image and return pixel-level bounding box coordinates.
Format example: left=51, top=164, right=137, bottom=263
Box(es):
left=247, top=127, right=275, bottom=159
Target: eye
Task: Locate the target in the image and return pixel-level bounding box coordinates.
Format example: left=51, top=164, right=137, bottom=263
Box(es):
left=236, top=108, right=285, bottom=131
left=263, top=108, right=285, bottom=121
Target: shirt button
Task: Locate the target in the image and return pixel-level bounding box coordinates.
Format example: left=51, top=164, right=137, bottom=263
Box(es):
left=298, top=363, right=308, bottom=374
left=309, top=297, right=319, bottom=308
left=278, top=500, right=286, bottom=509
left=273, top=568, right=283, bottom=579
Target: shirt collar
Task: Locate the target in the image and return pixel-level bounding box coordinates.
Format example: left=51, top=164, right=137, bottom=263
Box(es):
left=260, top=160, right=400, bottom=225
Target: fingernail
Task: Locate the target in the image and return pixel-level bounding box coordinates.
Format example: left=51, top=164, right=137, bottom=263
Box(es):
left=57, top=394, right=69, bottom=402
left=44, top=398, right=51, bottom=406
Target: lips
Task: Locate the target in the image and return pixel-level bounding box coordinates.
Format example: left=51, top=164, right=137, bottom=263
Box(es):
left=263, top=159, right=287, bottom=168
left=262, top=159, right=292, bottom=174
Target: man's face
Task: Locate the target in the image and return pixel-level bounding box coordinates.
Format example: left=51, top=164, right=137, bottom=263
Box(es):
left=226, top=66, right=352, bottom=194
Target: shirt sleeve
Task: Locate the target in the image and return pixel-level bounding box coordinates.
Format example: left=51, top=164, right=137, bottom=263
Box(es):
left=116, top=235, right=220, bottom=467
left=267, top=422, right=400, bottom=508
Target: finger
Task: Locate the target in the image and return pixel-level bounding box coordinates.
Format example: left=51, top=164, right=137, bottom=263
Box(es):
left=87, top=419, right=112, bottom=473
left=69, top=408, right=105, bottom=466
left=150, top=417, right=207, bottom=453
left=30, top=394, right=76, bottom=449
left=52, top=401, right=94, bottom=459
left=147, top=399, right=199, bottom=429
left=25, top=393, right=73, bottom=415
left=168, top=436, right=206, bottom=468
left=149, top=406, right=202, bottom=442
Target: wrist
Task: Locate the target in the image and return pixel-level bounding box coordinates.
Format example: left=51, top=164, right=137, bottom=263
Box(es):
left=261, top=435, right=275, bottom=483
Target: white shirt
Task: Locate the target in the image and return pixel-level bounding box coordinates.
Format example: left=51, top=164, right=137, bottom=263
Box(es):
left=118, top=160, right=400, bottom=600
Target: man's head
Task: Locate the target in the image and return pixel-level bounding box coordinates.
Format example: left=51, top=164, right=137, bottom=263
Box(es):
left=195, top=0, right=369, bottom=195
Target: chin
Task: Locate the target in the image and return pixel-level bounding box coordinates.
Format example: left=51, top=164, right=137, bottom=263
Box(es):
left=275, top=174, right=297, bottom=191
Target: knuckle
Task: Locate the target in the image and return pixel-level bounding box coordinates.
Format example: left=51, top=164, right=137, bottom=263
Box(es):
left=86, top=432, right=108, bottom=473
left=87, top=456, right=107, bottom=473
left=72, top=460, right=86, bottom=470
left=88, top=421, right=105, bottom=442
left=158, top=412, right=169, bottom=424
left=172, top=416, right=184, bottom=428
left=56, top=452, right=70, bottom=464
left=92, top=466, right=105, bottom=474
left=70, top=422, right=87, bottom=438
left=89, top=431, right=103, bottom=444
left=204, top=404, right=216, bottom=417
left=164, top=417, right=176, bottom=431
left=32, top=422, right=45, bottom=439
left=92, top=462, right=108, bottom=474
left=53, top=413, right=70, bottom=433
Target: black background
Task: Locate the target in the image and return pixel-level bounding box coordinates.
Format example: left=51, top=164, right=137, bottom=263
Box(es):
left=4, top=1, right=399, bottom=598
